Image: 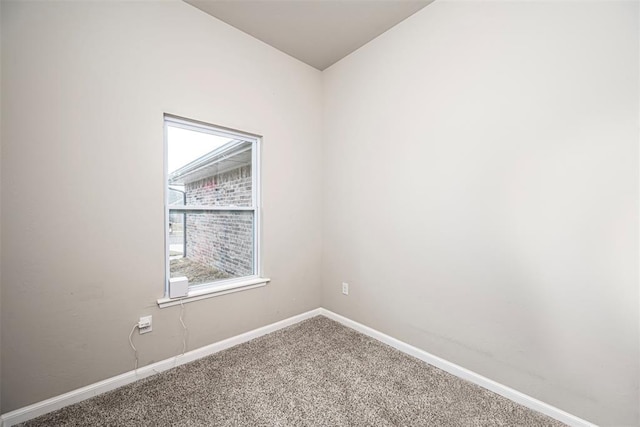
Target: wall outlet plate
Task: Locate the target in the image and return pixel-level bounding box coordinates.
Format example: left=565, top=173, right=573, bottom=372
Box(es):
left=342, top=282, right=349, bottom=295
left=139, top=315, right=152, bottom=334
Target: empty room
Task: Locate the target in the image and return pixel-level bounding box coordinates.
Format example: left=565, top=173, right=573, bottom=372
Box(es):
left=0, top=0, right=638, bottom=426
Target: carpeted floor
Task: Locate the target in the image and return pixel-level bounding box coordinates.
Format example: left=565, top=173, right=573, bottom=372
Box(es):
left=21, top=316, right=566, bottom=426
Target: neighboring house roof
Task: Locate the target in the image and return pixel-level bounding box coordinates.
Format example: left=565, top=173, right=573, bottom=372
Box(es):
left=169, top=139, right=252, bottom=185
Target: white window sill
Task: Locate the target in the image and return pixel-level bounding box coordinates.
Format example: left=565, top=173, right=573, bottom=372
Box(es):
left=157, top=277, right=270, bottom=308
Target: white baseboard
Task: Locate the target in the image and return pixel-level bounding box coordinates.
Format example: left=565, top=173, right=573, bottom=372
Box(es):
left=1, top=307, right=595, bottom=427
left=0, top=308, right=322, bottom=427
left=319, top=308, right=596, bottom=427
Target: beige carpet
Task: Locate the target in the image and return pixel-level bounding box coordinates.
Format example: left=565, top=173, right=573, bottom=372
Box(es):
left=21, top=316, right=566, bottom=426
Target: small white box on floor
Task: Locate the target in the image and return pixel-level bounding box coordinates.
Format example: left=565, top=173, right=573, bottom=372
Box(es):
left=169, top=276, right=188, bottom=298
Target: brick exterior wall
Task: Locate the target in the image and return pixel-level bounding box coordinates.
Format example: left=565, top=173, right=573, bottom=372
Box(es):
left=185, top=165, right=253, bottom=277
left=185, top=165, right=252, bottom=207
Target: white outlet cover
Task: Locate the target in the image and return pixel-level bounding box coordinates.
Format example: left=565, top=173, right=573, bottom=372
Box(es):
left=342, top=282, right=349, bottom=295
left=139, top=315, right=152, bottom=334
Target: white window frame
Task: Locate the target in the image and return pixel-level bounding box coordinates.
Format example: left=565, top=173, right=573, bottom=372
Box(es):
left=158, top=115, right=269, bottom=308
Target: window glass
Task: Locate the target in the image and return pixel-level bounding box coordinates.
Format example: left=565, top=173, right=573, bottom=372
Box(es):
left=165, top=117, right=259, bottom=294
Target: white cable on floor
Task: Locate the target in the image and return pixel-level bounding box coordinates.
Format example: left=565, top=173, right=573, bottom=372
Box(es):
left=128, top=323, right=139, bottom=373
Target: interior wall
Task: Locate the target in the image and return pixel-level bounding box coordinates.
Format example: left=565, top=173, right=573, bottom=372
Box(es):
left=1, top=0, right=638, bottom=423
left=0, top=0, right=322, bottom=412
left=0, top=0, right=3, bottom=413
left=322, top=1, right=639, bottom=425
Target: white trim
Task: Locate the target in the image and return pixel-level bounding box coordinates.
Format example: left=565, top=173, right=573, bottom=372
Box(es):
left=164, top=117, right=171, bottom=297
left=168, top=206, right=256, bottom=212
left=252, top=134, right=262, bottom=278
left=157, top=277, right=270, bottom=308
left=164, top=115, right=259, bottom=143
left=319, top=308, right=597, bottom=427
left=0, top=308, right=321, bottom=427
left=0, top=308, right=595, bottom=427
left=162, top=115, right=263, bottom=298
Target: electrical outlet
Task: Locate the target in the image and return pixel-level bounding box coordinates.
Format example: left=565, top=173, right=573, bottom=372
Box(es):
left=139, top=315, right=152, bottom=334
left=342, top=282, right=349, bottom=295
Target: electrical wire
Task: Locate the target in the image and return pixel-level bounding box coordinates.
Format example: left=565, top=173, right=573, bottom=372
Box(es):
left=129, top=301, right=188, bottom=373
left=173, top=299, right=189, bottom=369
left=128, top=323, right=139, bottom=372
left=179, top=299, right=187, bottom=355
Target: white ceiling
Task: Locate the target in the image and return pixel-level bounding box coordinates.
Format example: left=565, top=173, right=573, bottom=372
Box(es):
left=184, top=0, right=434, bottom=70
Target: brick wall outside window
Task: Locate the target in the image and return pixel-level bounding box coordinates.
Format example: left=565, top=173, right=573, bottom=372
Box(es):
left=184, top=164, right=253, bottom=276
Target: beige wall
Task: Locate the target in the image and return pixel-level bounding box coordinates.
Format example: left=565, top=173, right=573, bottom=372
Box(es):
left=0, top=0, right=2, bottom=411
left=322, top=1, right=638, bottom=426
left=0, top=0, right=322, bottom=412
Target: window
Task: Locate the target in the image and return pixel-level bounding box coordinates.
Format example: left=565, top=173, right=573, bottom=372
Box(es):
left=160, top=115, right=267, bottom=306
